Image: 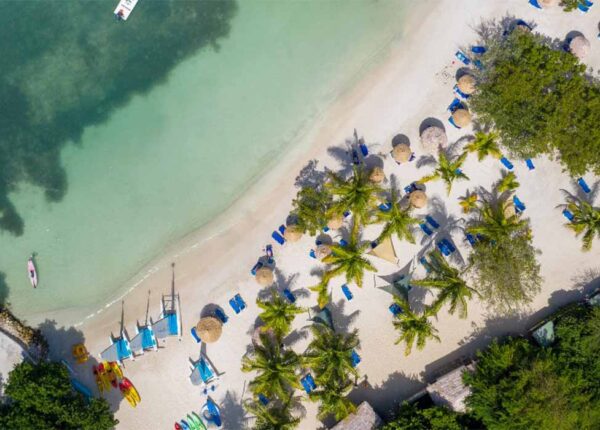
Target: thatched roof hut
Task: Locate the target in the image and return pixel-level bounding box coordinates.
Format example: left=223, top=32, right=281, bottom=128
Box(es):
left=409, top=190, right=427, bottom=209
left=457, top=74, right=476, bottom=95
left=255, top=266, right=274, bottom=286
left=452, top=109, right=471, bottom=128
left=427, top=364, right=475, bottom=412
left=283, top=225, right=303, bottom=243
left=569, top=35, right=590, bottom=59
left=420, top=125, right=447, bottom=154
left=327, top=215, right=344, bottom=230
left=195, top=317, right=223, bottom=343
left=391, top=143, right=412, bottom=163
left=369, top=167, right=385, bottom=184
left=330, top=401, right=383, bottom=430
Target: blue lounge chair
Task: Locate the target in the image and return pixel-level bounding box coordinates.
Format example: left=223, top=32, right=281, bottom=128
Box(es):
left=466, top=233, right=476, bottom=246
left=301, top=374, right=317, bottom=394
left=420, top=223, right=433, bottom=236
left=453, top=84, right=470, bottom=100
left=471, top=46, right=487, bottom=54
left=215, top=308, right=228, bottom=324
left=426, top=215, right=440, bottom=229
left=526, top=159, right=535, bottom=170
left=342, top=284, right=353, bottom=301
left=309, top=249, right=316, bottom=259
left=191, top=327, right=202, bottom=343
left=352, top=149, right=360, bottom=165
left=344, top=210, right=351, bottom=218
left=404, top=182, right=418, bottom=194
left=282, top=288, right=296, bottom=303
left=529, top=0, right=542, bottom=8
left=562, top=209, right=574, bottom=221
left=437, top=240, right=451, bottom=256
left=339, top=238, right=348, bottom=247
left=251, top=261, right=263, bottom=276
left=322, top=226, right=330, bottom=232
left=379, top=202, right=392, bottom=212
left=203, top=398, right=222, bottom=427
left=351, top=350, right=361, bottom=367
left=419, top=256, right=432, bottom=273
left=229, top=297, right=241, bottom=314
left=258, top=394, right=269, bottom=405
left=584, top=0, right=593, bottom=6
left=278, top=225, right=286, bottom=234
left=441, top=238, right=456, bottom=253
left=235, top=294, right=246, bottom=311
left=500, top=157, right=514, bottom=170
left=455, top=50, right=471, bottom=65
left=265, top=244, right=274, bottom=263
left=389, top=303, right=403, bottom=316
left=360, top=143, right=369, bottom=157
left=578, top=178, right=591, bottom=193
left=473, top=59, right=484, bottom=70
left=578, top=3, right=589, bottom=12
left=447, top=98, right=462, bottom=113
left=513, top=195, right=526, bottom=213
left=448, top=116, right=460, bottom=129
left=272, top=231, right=285, bottom=245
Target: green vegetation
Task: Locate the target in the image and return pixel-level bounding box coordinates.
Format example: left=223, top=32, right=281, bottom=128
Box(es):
left=471, top=30, right=600, bottom=176
left=464, top=306, right=600, bottom=429
left=495, top=171, right=519, bottom=193
left=373, top=189, right=420, bottom=244
left=562, top=195, right=600, bottom=251
left=419, top=151, right=469, bottom=194
left=291, top=186, right=333, bottom=236
left=382, top=402, right=475, bottom=430
left=309, top=381, right=356, bottom=421
left=257, top=290, right=305, bottom=339
left=464, top=131, right=501, bottom=161
left=322, top=238, right=376, bottom=289
left=244, top=395, right=301, bottom=430
left=392, top=298, right=440, bottom=355
left=560, top=0, right=585, bottom=11
left=459, top=192, right=478, bottom=213
left=0, top=361, right=117, bottom=430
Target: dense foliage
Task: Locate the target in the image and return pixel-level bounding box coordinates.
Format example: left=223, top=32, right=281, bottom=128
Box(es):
left=382, top=402, right=475, bottom=430
left=0, top=361, right=117, bottom=430
left=257, top=290, right=305, bottom=339
left=562, top=195, right=600, bottom=251
left=291, top=185, right=333, bottom=236
left=560, top=0, right=584, bottom=11
left=471, top=30, right=600, bottom=176
left=464, top=305, right=600, bottom=429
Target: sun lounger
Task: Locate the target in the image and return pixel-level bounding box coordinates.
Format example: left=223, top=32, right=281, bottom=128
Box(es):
left=419, top=256, right=432, bottom=273
left=282, top=288, right=296, bottom=303
left=379, top=202, right=392, bottom=212
left=578, top=3, right=589, bottom=12
left=420, top=223, right=433, bottom=236
left=322, top=226, right=330, bottom=232
left=453, top=84, right=470, bottom=100
left=342, top=284, right=353, bottom=301
left=339, top=238, right=348, bottom=247
left=471, top=46, right=487, bottom=54
left=425, top=215, right=440, bottom=229
left=344, top=210, right=351, bottom=218
left=351, top=350, right=361, bottom=367
left=447, top=98, right=462, bottom=113
left=455, top=50, right=471, bottom=65
left=584, top=0, right=593, bottom=6
left=190, top=354, right=218, bottom=386
left=265, top=244, right=274, bottom=263
left=513, top=195, right=526, bottom=213
left=352, top=149, right=360, bottom=165
left=360, top=143, right=368, bottom=157
left=448, top=116, right=460, bottom=129
left=473, top=59, right=484, bottom=70
left=500, top=157, right=514, bottom=170
left=389, top=303, right=403, bottom=316
left=278, top=225, right=286, bottom=235
left=437, top=239, right=454, bottom=256
left=251, top=261, right=263, bottom=276
left=229, top=297, right=241, bottom=314
left=258, top=394, right=269, bottom=405
left=309, top=249, right=316, bottom=259
left=577, top=178, right=591, bottom=193
left=203, top=398, right=222, bottom=427
left=191, top=327, right=202, bottom=343
left=235, top=294, right=246, bottom=311
left=529, top=0, right=542, bottom=8
left=272, top=231, right=285, bottom=245
left=301, top=374, right=317, bottom=394
left=404, top=182, right=418, bottom=194
left=562, top=209, right=574, bottom=221
left=466, top=233, right=476, bottom=246
left=215, top=308, right=228, bottom=324
left=442, top=238, right=456, bottom=253
left=526, top=159, right=535, bottom=170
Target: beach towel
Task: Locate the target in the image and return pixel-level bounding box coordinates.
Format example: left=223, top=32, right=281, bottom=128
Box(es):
left=342, top=284, right=353, bottom=301
left=500, top=157, right=514, bottom=170
left=578, top=178, right=591, bottom=193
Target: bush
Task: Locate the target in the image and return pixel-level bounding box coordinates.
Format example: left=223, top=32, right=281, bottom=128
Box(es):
left=382, top=402, right=479, bottom=430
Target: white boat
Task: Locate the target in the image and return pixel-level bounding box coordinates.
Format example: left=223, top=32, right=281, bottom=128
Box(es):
left=114, top=0, right=139, bottom=21
left=27, top=257, right=38, bottom=288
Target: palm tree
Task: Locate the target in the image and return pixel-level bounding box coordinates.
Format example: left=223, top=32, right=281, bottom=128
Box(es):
left=467, top=197, right=528, bottom=242
left=303, top=326, right=359, bottom=386
left=563, top=197, right=600, bottom=251
left=322, top=237, right=377, bottom=288
left=326, top=166, right=382, bottom=236
left=412, top=251, right=478, bottom=319
left=459, top=191, right=478, bottom=213
left=496, top=171, right=520, bottom=193
left=373, top=188, right=420, bottom=244
left=464, top=131, right=501, bottom=161
left=309, top=381, right=356, bottom=421
left=241, top=334, right=301, bottom=399
left=309, top=276, right=331, bottom=309
left=257, top=290, right=305, bottom=339
left=392, top=298, right=440, bottom=355
left=419, top=151, right=469, bottom=195
left=244, top=396, right=300, bottom=430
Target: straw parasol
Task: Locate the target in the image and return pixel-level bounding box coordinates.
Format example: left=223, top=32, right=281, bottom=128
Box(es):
left=195, top=317, right=223, bottom=343
left=369, top=167, right=385, bottom=184
left=316, top=244, right=332, bottom=260
left=420, top=125, right=447, bottom=154
left=452, top=109, right=472, bottom=128
left=503, top=201, right=516, bottom=218
left=539, top=0, right=559, bottom=7
left=457, top=75, right=476, bottom=95
left=327, top=215, right=344, bottom=230
left=569, top=35, right=590, bottom=60
left=283, top=225, right=303, bottom=243
left=392, top=143, right=412, bottom=163
left=255, top=266, right=274, bottom=286
left=409, top=190, right=427, bottom=209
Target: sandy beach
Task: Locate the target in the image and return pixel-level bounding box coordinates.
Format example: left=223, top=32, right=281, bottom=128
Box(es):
left=41, top=1, right=600, bottom=428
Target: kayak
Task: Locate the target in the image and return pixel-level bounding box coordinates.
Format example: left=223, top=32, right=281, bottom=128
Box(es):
left=186, top=415, right=199, bottom=430
left=179, top=420, right=190, bottom=430
left=110, top=361, right=123, bottom=379
left=27, top=257, right=38, bottom=288
left=93, top=365, right=110, bottom=392
left=174, top=424, right=183, bottom=430
left=103, top=361, right=118, bottom=388
left=190, top=412, right=207, bottom=430
left=120, top=378, right=141, bottom=404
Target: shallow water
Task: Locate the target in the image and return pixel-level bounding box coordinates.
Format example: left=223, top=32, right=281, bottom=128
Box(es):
left=1, top=0, right=411, bottom=323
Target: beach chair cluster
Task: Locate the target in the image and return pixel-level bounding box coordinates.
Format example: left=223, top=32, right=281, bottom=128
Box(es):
left=271, top=224, right=286, bottom=246
left=437, top=238, right=456, bottom=257
left=419, top=215, right=440, bottom=236
left=455, top=46, right=485, bottom=70
left=576, top=0, right=594, bottom=13
left=190, top=295, right=247, bottom=343
left=447, top=98, right=467, bottom=129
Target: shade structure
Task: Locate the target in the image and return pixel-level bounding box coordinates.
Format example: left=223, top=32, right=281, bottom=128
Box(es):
left=316, top=244, right=332, bottom=260
left=369, top=166, right=385, bottom=184
left=409, top=190, right=427, bottom=209
left=283, top=225, right=303, bottom=243
left=327, top=215, right=344, bottom=230
left=255, top=266, right=274, bottom=286
left=377, top=274, right=412, bottom=301
left=195, top=317, right=223, bottom=343
left=420, top=126, right=447, bottom=154
left=569, top=35, right=590, bottom=60
left=457, top=75, right=476, bottom=95
left=539, top=0, right=558, bottom=7
left=368, top=237, right=398, bottom=264
left=452, top=109, right=471, bottom=128
left=311, top=306, right=334, bottom=330
left=392, top=143, right=412, bottom=163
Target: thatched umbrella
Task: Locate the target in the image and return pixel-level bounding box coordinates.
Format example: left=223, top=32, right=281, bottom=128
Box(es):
left=569, top=35, right=590, bottom=60
left=369, top=167, right=385, bottom=184
left=195, top=317, right=223, bottom=343
left=503, top=201, right=516, bottom=218
left=327, top=215, right=344, bottom=230
left=420, top=125, right=447, bottom=154
left=457, top=75, right=476, bottom=95
left=316, top=244, right=332, bottom=260
left=452, top=109, right=472, bottom=128
left=539, top=0, right=558, bottom=7
left=409, top=190, right=427, bottom=209
left=283, top=225, right=303, bottom=243
left=392, top=143, right=412, bottom=163
left=255, top=266, right=274, bottom=286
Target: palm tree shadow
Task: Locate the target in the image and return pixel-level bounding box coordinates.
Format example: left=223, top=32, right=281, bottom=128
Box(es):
left=419, top=196, right=466, bottom=266
left=327, top=144, right=354, bottom=177
left=219, top=390, right=248, bottom=429
left=327, top=299, right=360, bottom=334
left=294, top=159, right=328, bottom=189
left=416, top=154, right=437, bottom=169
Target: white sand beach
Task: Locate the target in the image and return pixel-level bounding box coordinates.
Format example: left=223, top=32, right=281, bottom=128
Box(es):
left=43, top=1, right=600, bottom=428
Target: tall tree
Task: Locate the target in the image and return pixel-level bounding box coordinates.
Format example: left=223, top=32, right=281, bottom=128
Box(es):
left=496, top=171, right=520, bottom=193
left=257, top=290, right=305, bottom=339
left=467, top=197, right=527, bottom=243
left=562, top=196, right=600, bottom=251
left=464, top=131, right=502, bottom=161
left=309, top=381, right=356, bottom=421
left=419, top=151, right=469, bottom=195
left=392, top=298, right=440, bottom=355
left=291, top=186, right=332, bottom=236
left=373, top=188, right=420, bottom=244
left=309, top=276, right=331, bottom=309
left=322, top=237, right=377, bottom=288
left=244, top=396, right=300, bottom=430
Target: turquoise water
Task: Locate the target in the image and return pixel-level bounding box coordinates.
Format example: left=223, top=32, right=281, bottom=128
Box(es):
left=1, top=0, right=410, bottom=323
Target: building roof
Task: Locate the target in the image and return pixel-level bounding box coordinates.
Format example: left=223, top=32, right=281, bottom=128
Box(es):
left=426, top=364, right=474, bottom=412
left=330, top=401, right=382, bottom=430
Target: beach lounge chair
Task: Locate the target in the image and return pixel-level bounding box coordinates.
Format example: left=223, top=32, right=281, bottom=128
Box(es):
left=526, top=159, right=535, bottom=170
left=425, top=215, right=440, bottom=229
left=404, top=182, right=418, bottom=194
left=271, top=231, right=285, bottom=245
left=235, top=294, right=246, bottom=311
left=344, top=210, right=351, bottom=218
left=191, top=327, right=202, bottom=343
left=529, top=0, right=542, bottom=8
left=578, top=3, right=589, bottom=12
left=455, top=50, right=471, bottom=65
left=278, top=225, right=286, bottom=235
left=341, top=284, right=353, bottom=301
left=513, top=195, right=526, bottom=213
left=360, top=143, right=368, bottom=157
left=215, top=308, right=228, bottom=324
left=301, top=374, right=317, bottom=394
left=448, top=116, right=460, bottom=129
left=351, top=350, right=361, bottom=367
left=352, top=149, right=360, bottom=165
left=471, top=46, right=487, bottom=54
left=577, top=178, right=591, bottom=193
left=442, top=238, right=456, bottom=253
left=562, top=209, right=574, bottom=221
left=447, top=98, right=462, bottom=113
left=500, top=157, right=514, bottom=170
left=265, top=244, right=274, bottom=262
left=251, top=261, right=263, bottom=276
left=339, top=238, right=348, bottom=247
left=437, top=239, right=455, bottom=256
left=465, top=233, right=476, bottom=246
left=258, top=394, right=270, bottom=405
left=453, top=84, right=470, bottom=100
left=202, top=398, right=222, bottom=427
left=309, top=249, right=316, bottom=259
left=229, top=297, right=241, bottom=314
left=419, top=256, right=432, bottom=273
left=379, top=202, right=392, bottom=212
left=389, top=303, right=403, bottom=316
left=282, top=288, right=296, bottom=303
left=420, top=223, right=433, bottom=236
left=189, top=353, right=218, bottom=386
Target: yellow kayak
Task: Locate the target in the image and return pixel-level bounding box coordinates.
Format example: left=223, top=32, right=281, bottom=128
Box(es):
left=110, top=361, right=123, bottom=379
left=93, top=365, right=111, bottom=392
left=119, top=378, right=141, bottom=406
